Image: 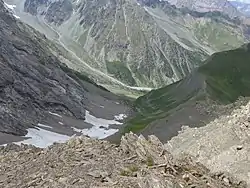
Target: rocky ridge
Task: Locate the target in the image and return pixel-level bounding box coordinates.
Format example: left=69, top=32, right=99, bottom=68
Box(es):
left=165, top=99, right=250, bottom=185
left=0, top=132, right=247, bottom=188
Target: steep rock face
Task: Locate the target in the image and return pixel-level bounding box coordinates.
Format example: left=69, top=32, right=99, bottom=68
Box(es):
left=0, top=133, right=247, bottom=187
left=0, top=0, right=129, bottom=139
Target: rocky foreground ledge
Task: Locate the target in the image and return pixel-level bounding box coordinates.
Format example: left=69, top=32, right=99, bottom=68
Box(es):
left=0, top=132, right=247, bottom=188
left=166, top=100, right=250, bottom=186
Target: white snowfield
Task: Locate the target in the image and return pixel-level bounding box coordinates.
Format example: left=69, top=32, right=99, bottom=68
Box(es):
left=3, top=2, right=20, bottom=19
left=37, top=123, right=53, bottom=129
left=13, top=111, right=127, bottom=148
left=72, top=111, right=124, bottom=139
left=114, top=114, right=127, bottom=120
left=49, top=111, right=62, bottom=118
left=13, top=14, right=20, bottom=19
left=72, top=126, right=118, bottom=140
left=14, top=127, right=72, bottom=148
left=85, top=110, right=123, bottom=127
left=4, top=2, right=15, bottom=10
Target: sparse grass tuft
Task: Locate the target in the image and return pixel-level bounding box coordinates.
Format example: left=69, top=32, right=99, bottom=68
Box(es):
left=120, top=165, right=139, bottom=176
left=146, top=156, right=154, bottom=167
left=120, top=170, right=131, bottom=176
left=128, top=165, right=139, bottom=172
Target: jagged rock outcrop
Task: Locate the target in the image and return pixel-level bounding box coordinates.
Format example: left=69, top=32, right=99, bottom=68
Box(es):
left=0, top=133, right=247, bottom=187
left=165, top=100, right=250, bottom=186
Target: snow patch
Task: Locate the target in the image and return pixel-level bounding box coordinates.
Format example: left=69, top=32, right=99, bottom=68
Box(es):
left=49, top=111, right=62, bottom=118
left=114, top=114, right=127, bottom=120
left=37, top=123, right=52, bottom=129
left=71, top=111, right=125, bottom=139
left=4, top=2, right=16, bottom=10
left=3, top=2, right=19, bottom=19
left=3, top=110, right=127, bottom=148
left=85, top=110, right=122, bottom=127
left=14, top=127, right=73, bottom=148
left=13, top=14, right=20, bottom=19
left=72, top=127, right=84, bottom=133
left=73, top=126, right=118, bottom=139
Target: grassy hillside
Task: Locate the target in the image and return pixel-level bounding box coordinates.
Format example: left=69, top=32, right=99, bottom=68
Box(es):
left=106, top=61, right=136, bottom=86
left=200, top=44, right=250, bottom=102
left=125, top=44, right=250, bottom=133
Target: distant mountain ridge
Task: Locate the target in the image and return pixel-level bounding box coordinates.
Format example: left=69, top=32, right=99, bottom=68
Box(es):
left=163, top=0, right=241, bottom=17
left=229, top=0, right=250, bottom=16
left=5, top=0, right=249, bottom=90
left=21, top=0, right=205, bottom=88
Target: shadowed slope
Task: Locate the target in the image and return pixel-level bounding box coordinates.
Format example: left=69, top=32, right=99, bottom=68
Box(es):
left=125, top=44, right=250, bottom=141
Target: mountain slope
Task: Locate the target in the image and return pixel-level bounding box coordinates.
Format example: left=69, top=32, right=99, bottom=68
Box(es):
left=140, top=1, right=249, bottom=55
left=6, top=0, right=250, bottom=89
left=229, top=0, right=250, bottom=16
left=165, top=0, right=241, bottom=17
left=125, top=44, right=250, bottom=141
left=21, top=0, right=205, bottom=88
left=0, top=0, right=130, bottom=146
